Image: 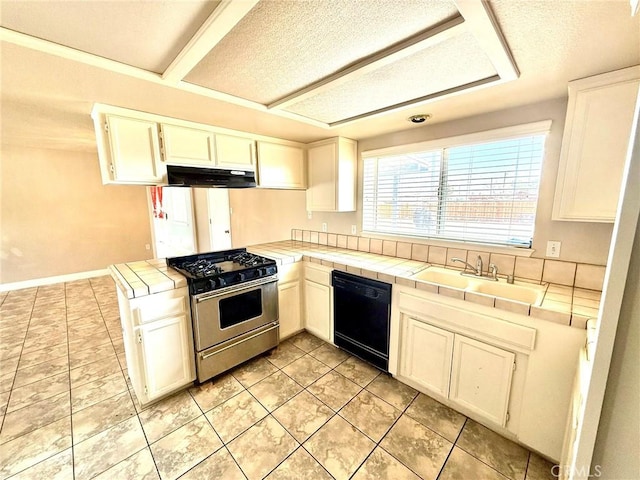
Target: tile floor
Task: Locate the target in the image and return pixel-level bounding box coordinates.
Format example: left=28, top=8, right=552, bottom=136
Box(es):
left=0, top=277, right=557, bottom=480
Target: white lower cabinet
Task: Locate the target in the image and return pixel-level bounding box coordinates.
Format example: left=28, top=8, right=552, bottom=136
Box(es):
left=400, top=317, right=515, bottom=427
left=303, top=263, right=333, bottom=343
left=450, top=335, right=515, bottom=426
left=117, top=287, right=195, bottom=406
left=401, top=319, right=453, bottom=397
left=277, top=263, right=303, bottom=339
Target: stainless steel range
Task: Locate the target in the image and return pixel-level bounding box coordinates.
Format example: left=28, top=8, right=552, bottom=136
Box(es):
left=167, top=249, right=278, bottom=383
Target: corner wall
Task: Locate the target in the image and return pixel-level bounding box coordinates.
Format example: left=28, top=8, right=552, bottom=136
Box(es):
left=0, top=145, right=153, bottom=284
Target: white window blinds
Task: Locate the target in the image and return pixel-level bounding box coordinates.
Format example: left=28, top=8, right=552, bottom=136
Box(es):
left=362, top=132, right=547, bottom=247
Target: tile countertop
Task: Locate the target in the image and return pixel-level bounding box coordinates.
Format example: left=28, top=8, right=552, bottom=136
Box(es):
left=248, top=240, right=601, bottom=329
left=109, top=240, right=600, bottom=329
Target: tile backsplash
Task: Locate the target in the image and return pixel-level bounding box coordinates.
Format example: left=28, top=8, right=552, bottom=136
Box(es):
left=291, top=229, right=606, bottom=291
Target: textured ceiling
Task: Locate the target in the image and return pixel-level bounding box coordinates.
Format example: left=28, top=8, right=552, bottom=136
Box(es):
left=284, top=31, right=498, bottom=124
left=184, top=0, right=459, bottom=105
left=0, top=0, right=220, bottom=73
left=0, top=0, right=638, bottom=150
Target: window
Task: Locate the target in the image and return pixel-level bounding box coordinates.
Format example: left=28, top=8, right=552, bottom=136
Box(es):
left=362, top=123, right=550, bottom=247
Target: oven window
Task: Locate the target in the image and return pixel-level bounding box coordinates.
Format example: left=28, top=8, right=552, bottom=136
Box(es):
left=219, top=288, right=263, bottom=329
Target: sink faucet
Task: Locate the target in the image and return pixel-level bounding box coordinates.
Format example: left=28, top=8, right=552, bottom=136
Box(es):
left=451, top=256, right=483, bottom=276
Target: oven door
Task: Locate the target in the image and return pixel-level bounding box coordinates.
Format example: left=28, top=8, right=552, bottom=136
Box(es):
left=191, top=275, right=278, bottom=351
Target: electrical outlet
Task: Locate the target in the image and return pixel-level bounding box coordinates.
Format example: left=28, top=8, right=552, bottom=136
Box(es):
left=145, top=244, right=151, bottom=250
left=307, top=211, right=312, bottom=220
left=546, top=241, right=561, bottom=258
left=351, top=225, right=357, bottom=235
left=322, top=223, right=328, bottom=232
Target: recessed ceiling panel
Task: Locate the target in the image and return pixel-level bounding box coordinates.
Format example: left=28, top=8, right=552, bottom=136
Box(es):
left=283, top=31, right=498, bottom=124
left=0, top=0, right=220, bottom=73
left=184, top=0, right=459, bottom=104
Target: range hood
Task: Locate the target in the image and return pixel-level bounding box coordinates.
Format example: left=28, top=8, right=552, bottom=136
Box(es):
left=166, top=165, right=256, bottom=188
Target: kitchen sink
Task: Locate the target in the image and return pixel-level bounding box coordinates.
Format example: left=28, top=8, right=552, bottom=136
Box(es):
left=411, top=266, right=547, bottom=306
left=467, top=280, right=547, bottom=305
left=411, top=266, right=471, bottom=289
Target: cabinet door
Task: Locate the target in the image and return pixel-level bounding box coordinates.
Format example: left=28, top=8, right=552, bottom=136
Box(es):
left=136, top=314, right=195, bottom=403
left=278, top=280, right=302, bottom=339
left=105, top=115, right=163, bottom=183
left=160, top=124, right=215, bottom=166
left=450, top=335, right=515, bottom=426
left=306, top=143, right=337, bottom=211
left=215, top=134, right=256, bottom=170
left=304, top=279, right=331, bottom=342
left=257, top=142, right=306, bottom=189
left=553, top=73, right=639, bottom=222
left=401, top=318, right=454, bottom=397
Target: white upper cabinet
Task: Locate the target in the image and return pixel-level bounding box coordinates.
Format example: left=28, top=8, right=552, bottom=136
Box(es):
left=553, top=66, right=640, bottom=222
left=306, top=137, right=357, bottom=212
left=214, top=134, right=256, bottom=170
left=95, top=113, right=164, bottom=184
left=160, top=123, right=215, bottom=167
left=257, top=141, right=307, bottom=189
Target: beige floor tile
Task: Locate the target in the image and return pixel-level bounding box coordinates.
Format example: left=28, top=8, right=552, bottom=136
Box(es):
left=340, top=390, right=401, bottom=442
left=13, top=355, right=69, bottom=389
left=179, top=447, right=245, bottom=480
left=380, top=415, right=452, bottom=480
left=352, top=447, right=421, bottom=480
left=439, top=447, right=509, bottom=480
left=309, top=343, right=350, bottom=368
left=272, top=390, right=335, bottom=443
left=335, top=356, right=381, bottom=387
left=74, top=416, right=147, bottom=480
left=249, top=370, right=303, bottom=412
left=69, top=342, right=117, bottom=369
left=227, top=416, right=298, bottom=480
left=0, top=391, right=70, bottom=444
left=71, top=371, right=128, bottom=412
left=72, top=390, right=136, bottom=444
left=150, top=416, right=223, bottom=479
left=526, top=453, right=557, bottom=480
left=405, top=393, right=466, bottom=443
left=265, top=447, right=333, bottom=480
left=205, top=390, right=268, bottom=443
left=17, top=343, right=68, bottom=370
left=366, top=374, right=418, bottom=411
left=188, top=372, right=245, bottom=411
left=266, top=341, right=306, bottom=369
left=232, top=356, right=278, bottom=388
left=457, top=420, right=529, bottom=480
left=6, top=371, right=69, bottom=413
left=138, top=391, right=202, bottom=443
left=289, top=331, right=325, bottom=353
left=70, top=355, right=121, bottom=389
left=93, top=447, right=159, bottom=480
left=282, top=355, right=331, bottom=387
left=0, top=416, right=72, bottom=479
left=304, top=415, right=375, bottom=480
left=9, top=448, right=73, bottom=480
left=308, top=371, right=361, bottom=411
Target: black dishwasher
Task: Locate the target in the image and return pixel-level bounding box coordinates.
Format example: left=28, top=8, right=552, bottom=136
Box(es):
left=332, top=270, right=392, bottom=371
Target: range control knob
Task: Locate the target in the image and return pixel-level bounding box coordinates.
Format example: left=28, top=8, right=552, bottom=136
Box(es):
left=217, top=277, right=227, bottom=288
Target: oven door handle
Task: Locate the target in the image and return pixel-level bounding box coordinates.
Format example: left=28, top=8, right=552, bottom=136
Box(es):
left=193, top=274, right=278, bottom=302
left=200, top=322, right=279, bottom=360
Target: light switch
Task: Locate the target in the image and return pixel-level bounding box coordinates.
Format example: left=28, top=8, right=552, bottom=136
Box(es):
left=546, top=241, right=561, bottom=258
left=322, top=223, right=328, bottom=232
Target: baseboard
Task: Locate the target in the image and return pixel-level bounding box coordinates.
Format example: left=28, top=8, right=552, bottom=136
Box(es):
left=0, top=269, right=111, bottom=292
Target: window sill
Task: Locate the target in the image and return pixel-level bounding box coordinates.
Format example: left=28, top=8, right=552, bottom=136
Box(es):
left=360, top=231, right=536, bottom=258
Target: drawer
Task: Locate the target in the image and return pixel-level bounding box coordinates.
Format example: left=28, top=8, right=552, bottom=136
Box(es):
left=131, top=287, right=189, bottom=325
left=305, top=263, right=331, bottom=285
left=278, top=262, right=301, bottom=284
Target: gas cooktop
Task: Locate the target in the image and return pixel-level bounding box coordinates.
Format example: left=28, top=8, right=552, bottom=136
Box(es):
left=167, top=248, right=277, bottom=295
